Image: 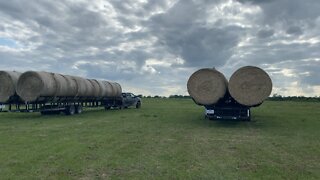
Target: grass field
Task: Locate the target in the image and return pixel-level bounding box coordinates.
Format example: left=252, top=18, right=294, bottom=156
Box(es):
left=0, top=98, right=319, bottom=179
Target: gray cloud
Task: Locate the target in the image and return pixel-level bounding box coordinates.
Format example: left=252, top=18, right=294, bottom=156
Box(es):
left=0, top=0, right=319, bottom=96
left=257, top=29, right=274, bottom=39
left=286, top=26, right=303, bottom=36
left=148, top=0, right=244, bottom=67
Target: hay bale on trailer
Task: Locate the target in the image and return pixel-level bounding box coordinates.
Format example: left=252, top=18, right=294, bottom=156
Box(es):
left=17, top=71, right=57, bottom=102
left=88, top=79, right=101, bottom=97
left=102, top=81, right=117, bottom=97
left=16, top=70, right=123, bottom=102
left=228, top=66, right=272, bottom=106
left=0, top=71, right=21, bottom=103
left=60, top=75, right=78, bottom=96
left=187, top=68, right=228, bottom=105
left=95, top=80, right=108, bottom=97
left=84, top=79, right=94, bottom=97
left=71, top=76, right=89, bottom=97
left=112, top=82, right=122, bottom=97
left=53, top=74, right=74, bottom=97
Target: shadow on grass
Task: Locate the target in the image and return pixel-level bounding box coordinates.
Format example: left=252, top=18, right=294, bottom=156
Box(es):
left=186, top=114, right=272, bottom=129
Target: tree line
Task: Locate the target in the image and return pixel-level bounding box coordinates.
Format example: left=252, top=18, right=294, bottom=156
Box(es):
left=139, top=94, right=320, bottom=102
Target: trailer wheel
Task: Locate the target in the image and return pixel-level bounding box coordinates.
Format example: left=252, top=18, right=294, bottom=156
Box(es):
left=136, top=101, right=141, bottom=109
left=65, top=105, right=75, bottom=115
left=75, top=105, right=83, bottom=114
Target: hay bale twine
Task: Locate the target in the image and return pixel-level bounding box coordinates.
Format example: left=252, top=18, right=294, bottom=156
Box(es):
left=102, top=81, right=114, bottom=97
left=187, top=68, right=228, bottom=105
left=228, top=66, right=272, bottom=106
left=0, top=71, right=21, bottom=103
left=17, top=71, right=57, bottom=102
left=88, top=79, right=100, bottom=97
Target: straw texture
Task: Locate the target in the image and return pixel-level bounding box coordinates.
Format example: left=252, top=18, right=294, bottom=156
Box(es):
left=88, top=79, right=100, bottom=97
left=102, top=81, right=115, bottom=97
left=16, top=71, right=122, bottom=102
left=61, top=75, right=78, bottom=96
left=187, top=68, right=228, bottom=105
left=17, top=71, right=57, bottom=102
left=228, top=66, right=272, bottom=106
left=0, top=71, right=21, bottom=102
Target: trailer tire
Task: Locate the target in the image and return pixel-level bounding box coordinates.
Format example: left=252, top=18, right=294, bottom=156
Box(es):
left=75, top=105, right=83, bottom=114
left=65, top=105, right=75, bottom=115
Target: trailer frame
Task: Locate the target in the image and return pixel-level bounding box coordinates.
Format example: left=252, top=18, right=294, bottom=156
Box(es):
left=203, top=96, right=251, bottom=121
left=0, top=96, right=123, bottom=115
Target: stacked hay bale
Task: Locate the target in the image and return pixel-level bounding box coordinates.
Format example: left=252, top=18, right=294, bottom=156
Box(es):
left=228, top=66, right=272, bottom=106
left=0, top=71, right=21, bottom=103
left=16, top=71, right=122, bottom=102
left=187, top=66, right=272, bottom=107
left=187, top=68, right=228, bottom=105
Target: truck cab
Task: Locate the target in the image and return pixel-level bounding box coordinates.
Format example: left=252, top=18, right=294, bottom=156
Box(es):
left=121, top=93, right=141, bottom=109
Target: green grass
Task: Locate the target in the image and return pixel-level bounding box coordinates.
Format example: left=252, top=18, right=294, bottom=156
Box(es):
left=0, top=99, right=319, bottom=179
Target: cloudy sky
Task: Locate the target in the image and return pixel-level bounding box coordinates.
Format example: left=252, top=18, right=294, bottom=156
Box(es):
left=0, top=0, right=319, bottom=96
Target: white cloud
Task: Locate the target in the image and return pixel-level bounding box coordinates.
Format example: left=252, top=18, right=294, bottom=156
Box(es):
left=0, top=0, right=319, bottom=96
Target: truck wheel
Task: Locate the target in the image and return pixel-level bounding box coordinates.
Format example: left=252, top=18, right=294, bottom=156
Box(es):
left=105, top=106, right=111, bottom=110
left=65, top=105, right=75, bottom=115
left=75, top=105, right=83, bottom=114
left=136, top=102, right=141, bottom=109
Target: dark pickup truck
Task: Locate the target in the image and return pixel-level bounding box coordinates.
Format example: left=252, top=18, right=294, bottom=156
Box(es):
left=120, top=92, right=141, bottom=109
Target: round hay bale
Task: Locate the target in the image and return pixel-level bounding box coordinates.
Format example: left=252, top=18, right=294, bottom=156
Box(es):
left=53, top=73, right=70, bottom=97
left=0, top=71, right=21, bottom=102
left=61, top=75, right=78, bottom=97
left=88, top=79, right=100, bottom=97
left=17, top=71, right=57, bottom=102
left=113, top=82, right=122, bottom=97
left=228, top=66, right=272, bottom=106
left=71, top=76, right=88, bottom=97
left=95, top=80, right=107, bottom=97
left=187, top=68, right=228, bottom=105
left=102, top=81, right=116, bottom=97
left=84, top=79, right=94, bottom=97
left=109, top=82, right=121, bottom=97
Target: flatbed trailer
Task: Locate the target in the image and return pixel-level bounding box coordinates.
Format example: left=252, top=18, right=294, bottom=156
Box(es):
left=203, top=96, right=251, bottom=121
left=0, top=96, right=123, bottom=115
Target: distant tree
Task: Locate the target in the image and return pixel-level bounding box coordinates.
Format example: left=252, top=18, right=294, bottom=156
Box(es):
left=268, top=94, right=320, bottom=102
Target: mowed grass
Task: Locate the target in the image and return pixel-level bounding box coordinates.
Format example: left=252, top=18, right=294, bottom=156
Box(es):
left=0, top=99, right=319, bottom=179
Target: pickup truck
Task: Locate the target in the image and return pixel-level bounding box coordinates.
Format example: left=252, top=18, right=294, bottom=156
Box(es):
left=120, top=92, right=141, bottom=109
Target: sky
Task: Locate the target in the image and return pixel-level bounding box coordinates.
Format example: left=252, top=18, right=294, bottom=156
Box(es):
left=0, top=0, right=319, bottom=97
